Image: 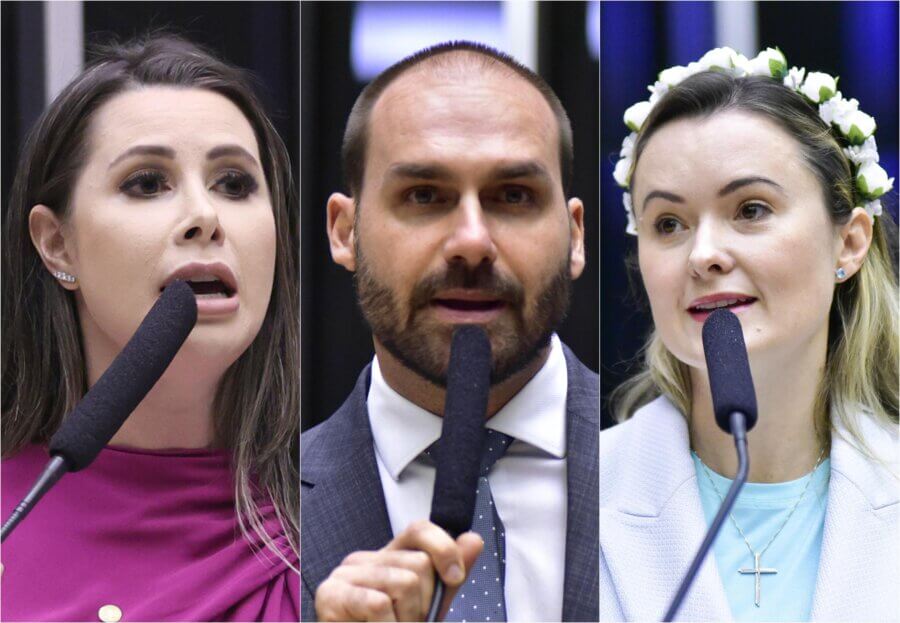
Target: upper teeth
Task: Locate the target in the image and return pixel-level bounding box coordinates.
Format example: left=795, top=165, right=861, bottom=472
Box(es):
left=188, top=275, right=218, bottom=283
left=694, top=298, right=746, bottom=310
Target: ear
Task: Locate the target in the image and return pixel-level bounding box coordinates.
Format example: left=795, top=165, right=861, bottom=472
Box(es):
left=567, top=197, right=586, bottom=280
left=29, top=205, right=79, bottom=290
left=327, top=192, right=357, bottom=272
left=835, top=207, right=874, bottom=280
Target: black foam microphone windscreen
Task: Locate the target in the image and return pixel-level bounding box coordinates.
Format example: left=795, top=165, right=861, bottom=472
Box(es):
left=48, top=280, right=198, bottom=471
left=701, top=308, right=758, bottom=433
left=429, top=326, right=492, bottom=538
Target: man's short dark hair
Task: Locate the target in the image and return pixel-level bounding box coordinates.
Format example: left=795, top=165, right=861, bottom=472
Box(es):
left=341, top=40, right=575, bottom=198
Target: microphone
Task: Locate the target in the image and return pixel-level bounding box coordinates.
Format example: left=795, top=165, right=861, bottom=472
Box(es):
left=663, top=309, right=756, bottom=621
left=702, top=309, right=758, bottom=433
left=426, top=326, right=492, bottom=621
left=1, top=281, right=197, bottom=542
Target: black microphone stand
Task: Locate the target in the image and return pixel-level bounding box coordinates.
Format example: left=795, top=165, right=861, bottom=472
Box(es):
left=426, top=580, right=445, bottom=621
left=662, top=411, right=749, bottom=622
left=1, top=456, right=69, bottom=542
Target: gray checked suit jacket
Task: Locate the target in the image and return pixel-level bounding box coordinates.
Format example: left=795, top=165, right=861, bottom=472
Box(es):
left=300, top=343, right=599, bottom=621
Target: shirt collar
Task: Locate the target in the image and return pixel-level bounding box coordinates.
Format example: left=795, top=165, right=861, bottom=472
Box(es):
left=367, top=334, right=568, bottom=482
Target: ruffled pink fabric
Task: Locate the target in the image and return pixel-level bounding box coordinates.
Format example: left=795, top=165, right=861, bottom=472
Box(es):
left=1, top=444, right=299, bottom=621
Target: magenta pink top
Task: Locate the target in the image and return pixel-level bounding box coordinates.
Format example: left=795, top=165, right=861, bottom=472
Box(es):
left=1, top=444, right=299, bottom=621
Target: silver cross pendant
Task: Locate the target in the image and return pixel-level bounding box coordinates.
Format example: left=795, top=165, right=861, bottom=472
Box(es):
left=738, top=552, right=777, bottom=607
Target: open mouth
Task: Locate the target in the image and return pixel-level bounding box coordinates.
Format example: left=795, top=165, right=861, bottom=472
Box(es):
left=432, top=298, right=506, bottom=312
left=184, top=277, right=233, bottom=298
left=687, top=296, right=757, bottom=320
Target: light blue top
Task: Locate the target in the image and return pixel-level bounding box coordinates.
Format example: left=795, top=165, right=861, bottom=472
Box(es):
left=692, top=452, right=830, bottom=622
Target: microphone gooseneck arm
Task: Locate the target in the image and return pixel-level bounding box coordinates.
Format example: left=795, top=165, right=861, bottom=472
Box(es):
left=0, top=281, right=197, bottom=544
left=662, top=411, right=749, bottom=622
left=0, top=456, right=69, bottom=543
left=427, top=582, right=445, bottom=622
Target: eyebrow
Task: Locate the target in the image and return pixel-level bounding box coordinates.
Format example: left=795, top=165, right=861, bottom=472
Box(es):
left=385, top=163, right=453, bottom=181
left=384, top=160, right=552, bottom=184
left=206, top=144, right=259, bottom=165
left=642, top=176, right=786, bottom=211
left=108, top=144, right=260, bottom=170
left=108, top=145, right=175, bottom=169
left=642, top=190, right=685, bottom=211
left=717, top=175, right=785, bottom=196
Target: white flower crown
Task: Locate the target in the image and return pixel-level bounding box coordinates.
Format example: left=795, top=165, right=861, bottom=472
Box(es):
left=613, top=46, right=894, bottom=235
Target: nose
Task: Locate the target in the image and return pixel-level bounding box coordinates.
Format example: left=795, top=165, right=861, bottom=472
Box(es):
left=442, top=193, right=497, bottom=269
left=176, top=186, right=224, bottom=245
left=687, top=219, right=734, bottom=278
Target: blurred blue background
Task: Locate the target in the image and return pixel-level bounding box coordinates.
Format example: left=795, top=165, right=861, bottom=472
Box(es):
left=600, top=1, right=899, bottom=427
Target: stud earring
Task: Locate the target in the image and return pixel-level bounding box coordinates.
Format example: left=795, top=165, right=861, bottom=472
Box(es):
left=835, top=267, right=847, bottom=281
left=52, top=270, right=77, bottom=284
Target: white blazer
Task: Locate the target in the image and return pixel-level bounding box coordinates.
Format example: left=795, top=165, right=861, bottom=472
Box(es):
left=599, top=396, right=899, bottom=622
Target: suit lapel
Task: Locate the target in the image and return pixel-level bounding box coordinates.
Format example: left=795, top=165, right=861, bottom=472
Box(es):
left=810, top=421, right=899, bottom=621
left=560, top=346, right=600, bottom=622
left=300, top=366, right=394, bottom=595
left=600, top=397, right=730, bottom=621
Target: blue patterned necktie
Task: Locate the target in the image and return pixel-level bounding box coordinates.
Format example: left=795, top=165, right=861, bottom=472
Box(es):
left=430, top=429, right=514, bottom=622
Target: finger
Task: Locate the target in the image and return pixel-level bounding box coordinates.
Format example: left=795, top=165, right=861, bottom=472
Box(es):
left=331, top=565, right=423, bottom=622
left=342, top=549, right=434, bottom=611
left=386, top=520, right=465, bottom=586
left=439, top=532, right=485, bottom=619
left=316, top=579, right=398, bottom=622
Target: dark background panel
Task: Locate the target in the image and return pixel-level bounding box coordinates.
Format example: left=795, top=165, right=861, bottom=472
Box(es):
left=600, top=1, right=899, bottom=430
left=301, top=1, right=600, bottom=430
left=2, top=1, right=299, bottom=232
left=1, top=1, right=46, bottom=223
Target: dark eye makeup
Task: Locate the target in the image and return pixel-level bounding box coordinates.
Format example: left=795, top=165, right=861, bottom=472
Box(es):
left=213, top=170, right=259, bottom=200
left=119, top=170, right=170, bottom=198
left=119, top=169, right=259, bottom=200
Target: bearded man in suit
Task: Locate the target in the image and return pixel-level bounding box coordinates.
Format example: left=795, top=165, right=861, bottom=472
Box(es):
left=301, top=41, right=598, bottom=622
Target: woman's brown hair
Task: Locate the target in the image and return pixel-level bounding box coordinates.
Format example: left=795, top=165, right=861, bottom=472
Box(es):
left=1, top=33, right=299, bottom=562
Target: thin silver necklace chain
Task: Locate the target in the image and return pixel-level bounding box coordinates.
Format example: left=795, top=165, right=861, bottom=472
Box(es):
left=696, top=446, right=827, bottom=560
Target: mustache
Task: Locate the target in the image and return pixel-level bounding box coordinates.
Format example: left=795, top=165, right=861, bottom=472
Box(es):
left=408, top=262, right=525, bottom=311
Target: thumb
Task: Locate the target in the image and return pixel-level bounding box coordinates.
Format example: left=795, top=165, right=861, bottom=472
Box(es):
left=438, top=532, right=484, bottom=619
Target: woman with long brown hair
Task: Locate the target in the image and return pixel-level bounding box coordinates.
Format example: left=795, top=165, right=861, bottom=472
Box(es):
left=1, top=34, right=299, bottom=621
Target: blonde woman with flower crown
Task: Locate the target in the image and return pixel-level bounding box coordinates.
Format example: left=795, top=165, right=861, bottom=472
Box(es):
left=599, top=47, right=898, bottom=622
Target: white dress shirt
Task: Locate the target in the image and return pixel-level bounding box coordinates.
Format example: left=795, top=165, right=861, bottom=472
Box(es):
left=367, top=334, right=569, bottom=622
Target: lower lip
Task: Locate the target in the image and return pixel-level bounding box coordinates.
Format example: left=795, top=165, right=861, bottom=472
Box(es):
left=194, top=293, right=240, bottom=316
left=429, top=302, right=506, bottom=323
left=688, top=300, right=755, bottom=323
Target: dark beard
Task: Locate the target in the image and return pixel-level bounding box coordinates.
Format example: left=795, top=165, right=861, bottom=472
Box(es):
left=354, top=251, right=572, bottom=388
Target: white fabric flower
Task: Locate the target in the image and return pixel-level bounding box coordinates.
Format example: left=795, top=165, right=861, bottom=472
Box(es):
left=619, top=132, right=637, bottom=160
left=647, top=80, right=668, bottom=105
left=613, top=157, right=632, bottom=188
left=624, top=101, right=653, bottom=132
left=799, top=71, right=837, bottom=103
left=697, top=47, right=737, bottom=72
left=838, top=109, right=877, bottom=145
left=862, top=199, right=883, bottom=219
left=658, top=65, right=690, bottom=87
left=624, top=192, right=638, bottom=236
left=843, top=136, right=879, bottom=166
left=748, top=47, right=787, bottom=78
left=818, top=93, right=857, bottom=126
left=782, top=66, right=806, bottom=90
left=731, top=53, right=752, bottom=77
left=856, top=161, right=894, bottom=199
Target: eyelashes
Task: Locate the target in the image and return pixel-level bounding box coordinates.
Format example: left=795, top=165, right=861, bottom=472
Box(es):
left=118, top=169, right=259, bottom=200
left=652, top=201, right=774, bottom=235
left=402, top=185, right=538, bottom=207
left=212, top=170, right=259, bottom=199
left=119, top=170, right=170, bottom=198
